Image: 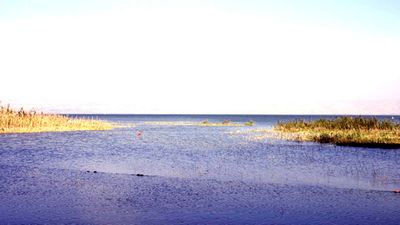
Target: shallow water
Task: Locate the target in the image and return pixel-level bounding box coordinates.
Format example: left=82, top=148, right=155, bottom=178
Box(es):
left=0, top=115, right=399, bottom=224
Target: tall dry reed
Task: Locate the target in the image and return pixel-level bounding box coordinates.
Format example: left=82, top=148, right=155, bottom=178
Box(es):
left=0, top=103, right=113, bottom=133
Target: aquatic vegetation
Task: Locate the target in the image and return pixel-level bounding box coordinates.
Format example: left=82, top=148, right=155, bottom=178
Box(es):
left=0, top=103, right=114, bottom=134
left=276, top=117, right=399, bottom=131
left=144, top=120, right=245, bottom=126
left=145, top=119, right=256, bottom=127
left=200, top=121, right=242, bottom=126
left=202, top=119, right=210, bottom=125
left=244, top=120, right=255, bottom=126
left=222, top=120, right=231, bottom=124
left=274, top=117, right=400, bottom=148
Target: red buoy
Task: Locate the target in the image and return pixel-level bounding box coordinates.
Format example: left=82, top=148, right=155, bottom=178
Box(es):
left=136, top=131, right=142, bottom=138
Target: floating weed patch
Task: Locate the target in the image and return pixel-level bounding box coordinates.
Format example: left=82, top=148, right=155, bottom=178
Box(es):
left=244, top=120, right=255, bottom=126
left=144, top=121, right=245, bottom=127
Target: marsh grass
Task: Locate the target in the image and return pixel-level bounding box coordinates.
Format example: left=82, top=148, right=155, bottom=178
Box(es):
left=0, top=104, right=114, bottom=134
left=274, top=117, right=400, bottom=148
left=145, top=121, right=245, bottom=126
left=144, top=120, right=253, bottom=127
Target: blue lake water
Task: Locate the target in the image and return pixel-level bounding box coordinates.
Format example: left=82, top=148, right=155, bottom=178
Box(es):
left=0, top=115, right=399, bottom=224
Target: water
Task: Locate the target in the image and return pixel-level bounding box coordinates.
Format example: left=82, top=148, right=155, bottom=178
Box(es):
left=0, top=115, right=399, bottom=224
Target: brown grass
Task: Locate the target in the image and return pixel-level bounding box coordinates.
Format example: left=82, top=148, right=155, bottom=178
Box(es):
left=0, top=104, right=114, bottom=134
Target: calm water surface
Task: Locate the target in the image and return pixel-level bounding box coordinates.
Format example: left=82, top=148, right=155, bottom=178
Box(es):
left=0, top=115, right=399, bottom=224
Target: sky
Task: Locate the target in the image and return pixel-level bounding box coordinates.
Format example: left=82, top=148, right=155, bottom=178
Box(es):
left=0, top=0, right=399, bottom=114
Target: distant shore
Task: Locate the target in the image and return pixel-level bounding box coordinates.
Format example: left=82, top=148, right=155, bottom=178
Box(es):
left=0, top=104, right=114, bottom=134
left=271, top=117, right=400, bottom=148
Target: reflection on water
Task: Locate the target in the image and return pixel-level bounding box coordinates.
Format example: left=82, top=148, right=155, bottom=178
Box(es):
left=1, top=115, right=399, bottom=191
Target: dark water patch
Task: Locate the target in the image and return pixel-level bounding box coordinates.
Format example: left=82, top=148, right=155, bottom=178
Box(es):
left=336, top=142, right=400, bottom=149
left=0, top=165, right=399, bottom=225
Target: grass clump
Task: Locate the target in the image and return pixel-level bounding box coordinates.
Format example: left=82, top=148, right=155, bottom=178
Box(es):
left=0, top=103, right=114, bottom=134
left=244, top=120, right=255, bottom=126
left=274, top=116, right=400, bottom=148
left=222, top=120, right=231, bottom=125
left=199, top=120, right=243, bottom=127
left=201, top=120, right=210, bottom=125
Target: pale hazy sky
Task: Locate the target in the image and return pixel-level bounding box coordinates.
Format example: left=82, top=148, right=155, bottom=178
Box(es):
left=1, top=0, right=399, bottom=114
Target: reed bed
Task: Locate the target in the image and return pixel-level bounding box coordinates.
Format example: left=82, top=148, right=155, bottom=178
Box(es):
left=274, top=117, right=400, bottom=148
left=0, top=104, right=114, bottom=134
